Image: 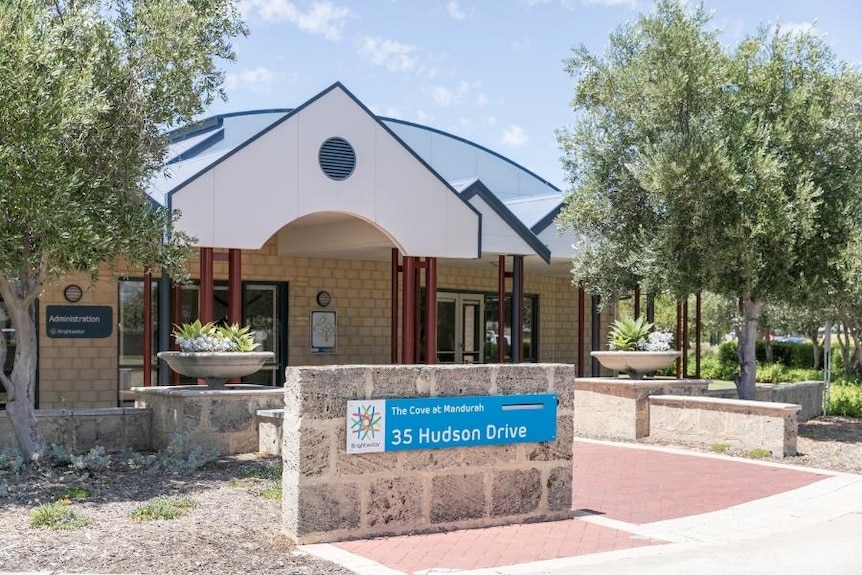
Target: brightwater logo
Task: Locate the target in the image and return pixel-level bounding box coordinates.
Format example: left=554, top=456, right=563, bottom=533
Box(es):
left=346, top=399, right=386, bottom=453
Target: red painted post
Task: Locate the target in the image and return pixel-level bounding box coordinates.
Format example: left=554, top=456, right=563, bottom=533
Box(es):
left=391, top=249, right=399, bottom=364
left=425, top=257, right=437, bottom=365
left=402, top=256, right=416, bottom=364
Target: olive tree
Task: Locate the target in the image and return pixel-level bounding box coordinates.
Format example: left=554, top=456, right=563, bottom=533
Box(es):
left=0, top=0, right=246, bottom=459
left=557, top=0, right=862, bottom=399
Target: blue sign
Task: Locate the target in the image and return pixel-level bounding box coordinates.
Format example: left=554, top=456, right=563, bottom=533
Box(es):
left=46, top=305, right=113, bottom=339
left=346, top=394, right=557, bottom=453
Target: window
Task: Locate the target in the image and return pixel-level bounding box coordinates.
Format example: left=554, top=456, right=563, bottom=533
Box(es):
left=118, top=280, right=159, bottom=403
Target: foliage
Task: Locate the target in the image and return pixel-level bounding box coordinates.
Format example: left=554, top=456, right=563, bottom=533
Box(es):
left=69, top=446, right=112, bottom=472
left=709, top=443, right=731, bottom=453
left=717, top=340, right=818, bottom=371
left=0, top=0, right=246, bottom=460
left=744, top=448, right=772, bottom=460
left=29, top=501, right=90, bottom=530
left=57, top=486, right=92, bottom=501
left=261, top=484, right=282, bottom=502
left=172, top=320, right=261, bottom=352
left=149, top=433, right=219, bottom=474
left=607, top=316, right=673, bottom=351
left=556, top=0, right=862, bottom=401
left=826, top=383, right=862, bottom=418
left=130, top=496, right=197, bottom=521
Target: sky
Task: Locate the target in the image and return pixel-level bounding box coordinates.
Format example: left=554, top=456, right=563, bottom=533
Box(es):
left=207, top=0, right=862, bottom=191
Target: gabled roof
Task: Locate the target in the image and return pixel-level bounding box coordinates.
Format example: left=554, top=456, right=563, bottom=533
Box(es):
left=147, top=82, right=576, bottom=262
left=460, top=180, right=551, bottom=264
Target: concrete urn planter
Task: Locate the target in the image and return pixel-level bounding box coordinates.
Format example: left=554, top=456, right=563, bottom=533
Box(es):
left=157, top=351, right=274, bottom=388
left=590, top=350, right=681, bottom=380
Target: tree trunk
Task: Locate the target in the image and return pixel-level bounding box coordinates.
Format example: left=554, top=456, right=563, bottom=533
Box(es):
left=735, top=297, right=759, bottom=400
left=0, top=279, right=46, bottom=460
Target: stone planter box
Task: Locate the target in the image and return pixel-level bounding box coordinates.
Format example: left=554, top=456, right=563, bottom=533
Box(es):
left=133, top=385, right=283, bottom=455
left=574, top=377, right=708, bottom=440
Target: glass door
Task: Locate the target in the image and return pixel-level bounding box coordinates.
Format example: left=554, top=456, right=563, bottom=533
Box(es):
left=436, top=293, right=484, bottom=364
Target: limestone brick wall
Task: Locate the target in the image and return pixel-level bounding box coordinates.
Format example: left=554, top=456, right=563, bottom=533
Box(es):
left=648, top=395, right=800, bottom=457
left=282, top=364, right=575, bottom=544
left=38, top=272, right=120, bottom=408
left=30, top=236, right=605, bottom=409
left=0, top=407, right=151, bottom=453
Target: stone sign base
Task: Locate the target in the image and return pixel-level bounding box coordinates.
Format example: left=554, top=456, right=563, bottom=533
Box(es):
left=282, top=364, right=575, bottom=544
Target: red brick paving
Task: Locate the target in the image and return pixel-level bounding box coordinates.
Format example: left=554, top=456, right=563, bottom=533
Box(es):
left=330, top=441, right=829, bottom=574
left=334, top=519, right=665, bottom=574
left=572, top=440, right=829, bottom=524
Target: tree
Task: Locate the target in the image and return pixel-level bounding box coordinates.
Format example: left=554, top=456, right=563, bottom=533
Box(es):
left=0, top=0, right=246, bottom=459
left=557, top=0, right=862, bottom=399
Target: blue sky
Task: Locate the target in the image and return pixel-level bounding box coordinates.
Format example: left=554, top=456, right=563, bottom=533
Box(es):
left=209, top=0, right=862, bottom=191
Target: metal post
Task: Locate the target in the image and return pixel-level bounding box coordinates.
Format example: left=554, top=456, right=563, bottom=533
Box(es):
left=577, top=284, right=585, bottom=378
left=498, top=255, right=506, bottom=363
left=199, top=247, right=214, bottom=324
left=591, top=295, right=601, bottom=376
left=511, top=255, right=524, bottom=363
left=228, top=249, right=242, bottom=325
left=143, top=269, right=152, bottom=388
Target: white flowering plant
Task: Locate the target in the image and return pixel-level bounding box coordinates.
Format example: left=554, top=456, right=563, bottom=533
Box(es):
left=172, top=320, right=260, bottom=353
left=608, top=316, right=673, bottom=352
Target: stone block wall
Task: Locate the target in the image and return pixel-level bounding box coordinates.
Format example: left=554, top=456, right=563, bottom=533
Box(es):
left=0, top=408, right=152, bottom=453
left=281, top=364, right=575, bottom=544
left=649, top=395, right=800, bottom=457
left=134, top=385, right=283, bottom=454
left=705, top=381, right=823, bottom=422
left=573, top=378, right=709, bottom=440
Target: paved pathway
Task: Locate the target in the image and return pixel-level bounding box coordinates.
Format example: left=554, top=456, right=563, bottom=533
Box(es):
left=301, top=439, right=862, bottom=575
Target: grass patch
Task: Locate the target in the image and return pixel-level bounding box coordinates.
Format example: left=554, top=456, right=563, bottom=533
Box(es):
left=29, top=501, right=90, bottom=530
left=228, top=478, right=254, bottom=489
left=130, top=496, right=197, bottom=521
left=57, top=485, right=92, bottom=501
left=744, top=448, right=772, bottom=460
left=260, top=485, right=282, bottom=502
left=709, top=442, right=731, bottom=453
left=238, top=462, right=282, bottom=481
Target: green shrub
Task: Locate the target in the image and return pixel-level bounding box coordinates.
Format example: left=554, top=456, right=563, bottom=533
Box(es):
left=826, top=383, right=862, bottom=418
left=744, top=448, right=772, bottom=459
left=57, top=486, right=92, bottom=501
left=30, top=501, right=90, bottom=530
left=130, top=496, right=197, bottom=521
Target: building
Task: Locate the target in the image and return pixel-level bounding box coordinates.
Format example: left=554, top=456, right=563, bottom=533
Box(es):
left=9, top=82, right=610, bottom=410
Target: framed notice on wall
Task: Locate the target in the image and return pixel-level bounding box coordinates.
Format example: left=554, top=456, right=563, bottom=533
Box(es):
left=310, top=310, right=336, bottom=353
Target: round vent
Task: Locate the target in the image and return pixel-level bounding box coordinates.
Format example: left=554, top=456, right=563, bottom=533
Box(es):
left=318, top=137, right=356, bottom=181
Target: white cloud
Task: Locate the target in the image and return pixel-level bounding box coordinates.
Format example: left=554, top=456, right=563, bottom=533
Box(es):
left=501, top=124, right=530, bottom=147
left=225, top=66, right=278, bottom=93
left=779, top=21, right=821, bottom=38
left=475, top=93, right=489, bottom=106
left=240, top=0, right=350, bottom=41
left=578, top=0, right=637, bottom=7
left=447, top=1, right=467, bottom=20
left=430, top=80, right=476, bottom=107
left=357, top=36, right=418, bottom=72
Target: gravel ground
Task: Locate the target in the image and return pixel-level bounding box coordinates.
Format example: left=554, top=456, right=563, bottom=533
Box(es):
left=0, top=416, right=859, bottom=575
